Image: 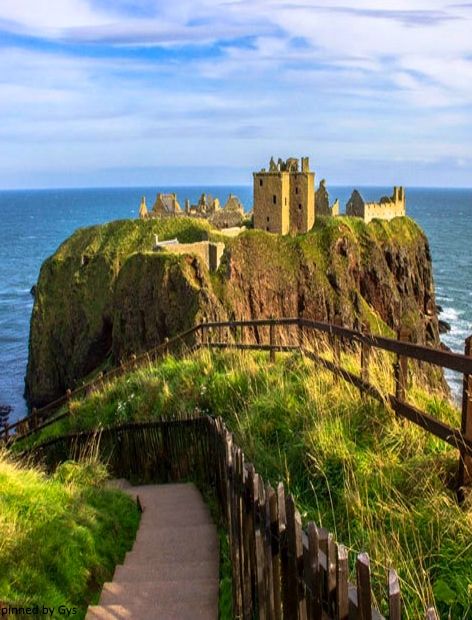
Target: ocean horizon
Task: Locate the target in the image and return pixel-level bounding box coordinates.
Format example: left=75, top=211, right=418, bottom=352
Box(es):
left=1, top=185, right=471, bottom=421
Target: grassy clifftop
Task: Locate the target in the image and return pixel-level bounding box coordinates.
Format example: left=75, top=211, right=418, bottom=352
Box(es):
left=26, top=215, right=440, bottom=406
left=26, top=217, right=221, bottom=406
left=0, top=454, right=139, bottom=617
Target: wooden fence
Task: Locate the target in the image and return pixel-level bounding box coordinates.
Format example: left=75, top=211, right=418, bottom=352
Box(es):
left=3, top=316, right=472, bottom=494
left=25, top=416, right=440, bottom=619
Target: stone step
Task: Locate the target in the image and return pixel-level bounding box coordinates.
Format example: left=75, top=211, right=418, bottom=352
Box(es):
left=132, top=523, right=216, bottom=547
left=99, top=579, right=218, bottom=606
left=86, top=601, right=216, bottom=619
left=113, top=559, right=218, bottom=582
left=124, top=541, right=217, bottom=563
left=135, top=509, right=213, bottom=528
left=125, top=483, right=202, bottom=501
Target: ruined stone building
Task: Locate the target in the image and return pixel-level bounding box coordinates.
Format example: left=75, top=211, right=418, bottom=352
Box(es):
left=138, top=191, right=245, bottom=230
left=153, top=234, right=225, bottom=272
left=138, top=196, right=148, bottom=219
left=151, top=193, right=181, bottom=217
left=253, top=156, right=315, bottom=234
left=185, top=193, right=220, bottom=217
left=209, top=194, right=245, bottom=229
left=346, top=187, right=406, bottom=223
left=315, top=179, right=339, bottom=217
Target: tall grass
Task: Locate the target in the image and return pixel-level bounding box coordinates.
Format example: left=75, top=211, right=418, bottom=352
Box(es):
left=18, top=337, right=472, bottom=617
left=0, top=451, right=139, bottom=618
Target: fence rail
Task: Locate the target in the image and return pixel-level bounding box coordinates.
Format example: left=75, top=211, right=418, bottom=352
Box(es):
left=24, top=416, right=440, bottom=619
left=2, top=316, right=472, bottom=491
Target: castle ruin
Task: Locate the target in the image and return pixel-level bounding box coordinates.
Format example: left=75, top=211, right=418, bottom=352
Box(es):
left=346, top=187, right=405, bottom=223
left=138, top=191, right=245, bottom=230
left=185, top=193, right=220, bottom=217
left=153, top=235, right=225, bottom=272
left=315, top=179, right=340, bottom=217
left=253, top=157, right=315, bottom=235
left=138, top=157, right=406, bottom=234
left=152, top=193, right=181, bottom=216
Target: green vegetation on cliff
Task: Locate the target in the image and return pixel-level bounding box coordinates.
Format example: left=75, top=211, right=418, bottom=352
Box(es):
left=27, top=215, right=440, bottom=407
left=19, top=345, right=469, bottom=618
left=26, top=217, right=221, bottom=406
left=0, top=453, right=139, bottom=618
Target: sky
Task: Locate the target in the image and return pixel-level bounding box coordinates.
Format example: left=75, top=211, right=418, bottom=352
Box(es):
left=0, top=1, right=472, bottom=188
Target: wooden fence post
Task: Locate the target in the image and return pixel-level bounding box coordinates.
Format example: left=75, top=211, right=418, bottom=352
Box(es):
left=31, top=407, right=38, bottom=430
left=333, top=315, right=342, bottom=382
left=278, top=483, right=289, bottom=617
left=336, top=544, right=349, bottom=620
left=361, top=323, right=371, bottom=386
left=305, top=522, right=322, bottom=620
left=458, top=335, right=472, bottom=494
left=269, top=318, right=276, bottom=363
left=66, top=388, right=72, bottom=415
left=253, top=473, right=267, bottom=619
left=284, top=495, right=306, bottom=619
left=394, top=327, right=410, bottom=402
left=356, top=553, right=372, bottom=620
left=388, top=568, right=401, bottom=620
left=298, top=316, right=304, bottom=348
left=267, top=485, right=282, bottom=619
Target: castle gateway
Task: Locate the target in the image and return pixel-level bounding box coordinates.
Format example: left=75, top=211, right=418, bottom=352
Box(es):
left=253, top=156, right=315, bottom=235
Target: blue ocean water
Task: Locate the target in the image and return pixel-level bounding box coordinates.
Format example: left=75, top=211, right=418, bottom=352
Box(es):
left=0, top=186, right=470, bottom=421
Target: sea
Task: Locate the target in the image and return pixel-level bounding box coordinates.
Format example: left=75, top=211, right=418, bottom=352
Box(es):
left=0, top=186, right=470, bottom=422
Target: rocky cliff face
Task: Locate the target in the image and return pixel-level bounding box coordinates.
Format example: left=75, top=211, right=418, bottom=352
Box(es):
left=25, top=216, right=440, bottom=407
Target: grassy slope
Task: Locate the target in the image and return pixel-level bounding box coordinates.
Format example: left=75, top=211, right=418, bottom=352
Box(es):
left=0, top=454, right=139, bottom=618
left=20, top=346, right=471, bottom=618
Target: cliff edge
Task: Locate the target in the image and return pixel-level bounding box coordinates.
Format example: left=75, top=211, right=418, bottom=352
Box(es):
left=25, top=216, right=440, bottom=407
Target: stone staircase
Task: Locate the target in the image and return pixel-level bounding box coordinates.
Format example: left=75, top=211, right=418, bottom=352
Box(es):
left=86, top=482, right=219, bottom=619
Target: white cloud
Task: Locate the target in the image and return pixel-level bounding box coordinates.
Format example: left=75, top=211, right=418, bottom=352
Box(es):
left=1, top=1, right=472, bottom=186
left=0, top=0, right=108, bottom=33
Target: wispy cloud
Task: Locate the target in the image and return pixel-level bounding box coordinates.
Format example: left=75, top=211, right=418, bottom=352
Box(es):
left=0, top=1, right=472, bottom=187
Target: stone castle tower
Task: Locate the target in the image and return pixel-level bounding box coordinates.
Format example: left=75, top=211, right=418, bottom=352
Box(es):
left=253, top=156, right=315, bottom=235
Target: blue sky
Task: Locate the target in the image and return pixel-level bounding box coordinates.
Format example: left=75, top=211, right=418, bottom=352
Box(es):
left=0, top=1, right=472, bottom=188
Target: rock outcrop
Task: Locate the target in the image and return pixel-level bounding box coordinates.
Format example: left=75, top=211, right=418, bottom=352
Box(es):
left=25, top=216, right=440, bottom=407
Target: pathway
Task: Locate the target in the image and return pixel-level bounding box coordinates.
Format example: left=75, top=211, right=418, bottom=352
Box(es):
left=86, top=482, right=219, bottom=619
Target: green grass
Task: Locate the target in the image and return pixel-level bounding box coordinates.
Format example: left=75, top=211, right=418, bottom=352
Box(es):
left=0, top=452, right=140, bottom=618
left=17, top=345, right=472, bottom=618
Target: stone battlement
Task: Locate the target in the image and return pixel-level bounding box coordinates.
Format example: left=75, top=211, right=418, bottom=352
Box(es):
left=346, top=187, right=405, bottom=223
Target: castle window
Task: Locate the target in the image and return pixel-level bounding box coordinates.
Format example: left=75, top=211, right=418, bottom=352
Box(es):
left=266, top=226, right=269, bottom=231
left=267, top=216, right=270, bottom=222
left=260, top=179, right=263, bottom=187
left=285, top=197, right=287, bottom=205
left=273, top=195, right=277, bottom=204
left=298, top=204, right=302, bottom=210
left=295, top=187, right=298, bottom=194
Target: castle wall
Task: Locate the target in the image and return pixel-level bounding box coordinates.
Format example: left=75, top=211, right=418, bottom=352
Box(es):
left=363, top=202, right=405, bottom=223
left=253, top=172, right=290, bottom=234
left=289, top=171, right=315, bottom=233
left=158, top=241, right=225, bottom=272
left=346, top=187, right=406, bottom=222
